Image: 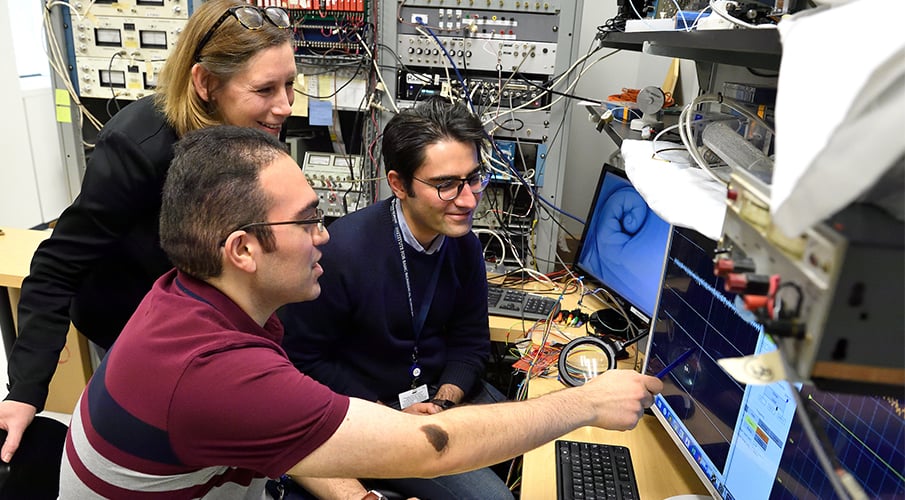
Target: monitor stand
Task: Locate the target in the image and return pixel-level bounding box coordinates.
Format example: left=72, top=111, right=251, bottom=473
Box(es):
left=589, top=308, right=630, bottom=338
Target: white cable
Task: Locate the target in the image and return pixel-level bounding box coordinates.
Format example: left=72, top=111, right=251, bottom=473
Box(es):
left=675, top=3, right=714, bottom=31
left=468, top=84, right=480, bottom=105
left=678, top=97, right=725, bottom=184
left=354, top=32, right=399, bottom=113
left=676, top=93, right=776, bottom=185
left=45, top=0, right=84, bottom=22
left=481, top=48, right=598, bottom=125
left=517, top=267, right=558, bottom=289
left=628, top=1, right=660, bottom=30
left=473, top=228, right=508, bottom=267
left=506, top=235, right=526, bottom=269
left=481, top=47, right=534, bottom=129
left=43, top=2, right=104, bottom=135
left=414, top=26, right=452, bottom=99
left=672, top=0, right=692, bottom=31
left=482, top=48, right=620, bottom=125
left=485, top=154, right=510, bottom=178
left=692, top=6, right=713, bottom=29
left=774, top=338, right=863, bottom=500
left=709, top=0, right=778, bottom=29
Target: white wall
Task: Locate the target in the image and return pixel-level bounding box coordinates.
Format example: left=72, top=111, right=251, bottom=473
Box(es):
left=0, top=12, right=43, bottom=227
left=0, top=0, right=72, bottom=229
left=561, top=5, right=698, bottom=240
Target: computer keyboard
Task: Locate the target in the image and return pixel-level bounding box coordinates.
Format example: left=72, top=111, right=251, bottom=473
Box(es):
left=487, top=285, right=558, bottom=321
left=555, top=439, right=639, bottom=500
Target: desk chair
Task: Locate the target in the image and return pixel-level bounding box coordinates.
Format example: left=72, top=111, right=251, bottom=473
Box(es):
left=0, top=415, right=69, bottom=499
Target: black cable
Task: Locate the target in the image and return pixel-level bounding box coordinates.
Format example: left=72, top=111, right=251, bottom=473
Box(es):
left=339, top=37, right=379, bottom=214
left=107, top=52, right=123, bottom=116
left=483, top=133, right=581, bottom=268
left=375, top=39, right=412, bottom=70
left=530, top=42, right=606, bottom=90
left=598, top=16, right=627, bottom=34
left=294, top=58, right=367, bottom=99
left=512, top=43, right=621, bottom=106
left=492, top=117, right=525, bottom=133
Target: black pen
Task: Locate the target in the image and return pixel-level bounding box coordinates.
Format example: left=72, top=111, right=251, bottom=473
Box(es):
left=655, top=348, right=694, bottom=379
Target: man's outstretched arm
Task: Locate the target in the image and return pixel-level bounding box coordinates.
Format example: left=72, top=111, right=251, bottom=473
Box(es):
left=289, top=369, right=662, bottom=480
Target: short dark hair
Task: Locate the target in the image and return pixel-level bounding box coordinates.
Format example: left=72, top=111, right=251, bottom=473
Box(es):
left=160, top=125, right=288, bottom=279
left=381, top=98, right=485, bottom=195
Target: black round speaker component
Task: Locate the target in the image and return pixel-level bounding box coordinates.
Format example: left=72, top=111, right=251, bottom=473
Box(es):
left=589, top=308, right=630, bottom=338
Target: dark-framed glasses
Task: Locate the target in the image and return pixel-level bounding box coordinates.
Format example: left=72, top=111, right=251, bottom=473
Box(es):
left=220, top=208, right=325, bottom=246
left=193, top=5, right=291, bottom=62
left=413, top=170, right=491, bottom=201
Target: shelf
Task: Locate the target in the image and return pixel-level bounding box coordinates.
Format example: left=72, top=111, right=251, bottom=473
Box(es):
left=585, top=104, right=686, bottom=146
left=597, top=29, right=782, bottom=70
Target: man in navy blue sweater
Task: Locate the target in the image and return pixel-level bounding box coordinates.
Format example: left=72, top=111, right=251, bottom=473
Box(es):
left=279, top=98, right=513, bottom=499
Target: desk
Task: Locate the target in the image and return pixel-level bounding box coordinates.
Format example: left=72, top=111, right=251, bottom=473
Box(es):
left=487, top=283, right=598, bottom=345
left=486, top=283, right=709, bottom=499
left=0, top=227, right=93, bottom=414
left=0, top=227, right=52, bottom=355
left=519, top=378, right=710, bottom=499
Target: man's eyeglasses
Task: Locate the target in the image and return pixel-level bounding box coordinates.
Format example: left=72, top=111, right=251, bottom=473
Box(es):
left=193, top=6, right=291, bottom=63
left=412, top=170, right=491, bottom=201
left=220, top=208, right=325, bottom=246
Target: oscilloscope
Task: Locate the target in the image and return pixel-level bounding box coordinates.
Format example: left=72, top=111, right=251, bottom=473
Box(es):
left=643, top=225, right=904, bottom=499
left=637, top=134, right=903, bottom=498
left=719, top=166, right=904, bottom=397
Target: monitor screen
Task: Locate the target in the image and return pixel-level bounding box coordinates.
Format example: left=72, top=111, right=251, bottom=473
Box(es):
left=574, top=164, right=672, bottom=325
left=644, top=226, right=905, bottom=499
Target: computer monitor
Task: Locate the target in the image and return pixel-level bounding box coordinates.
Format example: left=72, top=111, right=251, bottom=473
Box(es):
left=573, top=164, right=672, bottom=333
left=643, top=226, right=905, bottom=499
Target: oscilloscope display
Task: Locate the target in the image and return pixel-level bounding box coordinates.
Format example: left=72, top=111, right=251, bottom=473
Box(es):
left=645, top=227, right=905, bottom=499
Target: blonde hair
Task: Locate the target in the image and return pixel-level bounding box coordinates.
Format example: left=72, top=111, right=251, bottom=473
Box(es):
left=153, top=0, right=294, bottom=136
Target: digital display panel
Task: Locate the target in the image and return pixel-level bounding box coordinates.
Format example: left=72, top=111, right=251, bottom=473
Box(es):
left=644, top=226, right=904, bottom=499
left=574, top=164, right=672, bottom=324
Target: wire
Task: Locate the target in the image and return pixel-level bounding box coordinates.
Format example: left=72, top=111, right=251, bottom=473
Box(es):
left=414, top=20, right=476, bottom=112
left=775, top=340, right=866, bottom=500
left=482, top=49, right=621, bottom=125
left=515, top=74, right=602, bottom=105
left=474, top=51, right=626, bottom=261
left=627, top=0, right=659, bottom=29
left=676, top=93, right=775, bottom=185
left=43, top=1, right=104, bottom=140
left=106, top=52, right=124, bottom=116
left=708, top=0, right=779, bottom=29
left=354, top=31, right=398, bottom=112
left=383, top=16, right=621, bottom=273
left=474, top=228, right=509, bottom=267
left=295, top=60, right=367, bottom=100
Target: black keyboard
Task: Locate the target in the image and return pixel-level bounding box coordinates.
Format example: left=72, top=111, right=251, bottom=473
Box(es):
left=487, top=285, right=558, bottom=321
left=555, top=440, right=640, bottom=500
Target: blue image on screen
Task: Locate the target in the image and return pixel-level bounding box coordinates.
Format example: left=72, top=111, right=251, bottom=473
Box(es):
left=646, top=226, right=905, bottom=499
left=575, top=167, right=672, bottom=319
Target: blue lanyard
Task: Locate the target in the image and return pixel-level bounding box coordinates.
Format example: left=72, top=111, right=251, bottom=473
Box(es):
left=391, top=198, right=445, bottom=387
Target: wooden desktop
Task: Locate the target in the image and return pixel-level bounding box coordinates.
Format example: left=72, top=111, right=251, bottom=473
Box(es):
left=487, top=283, right=710, bottom=499
left=0, top=227, right=55, bottom=355
left=0, top=226, right=93, bottom=414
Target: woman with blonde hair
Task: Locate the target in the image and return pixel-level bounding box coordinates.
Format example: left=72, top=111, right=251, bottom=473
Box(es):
left=0, top=0, right=297, bottom=464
